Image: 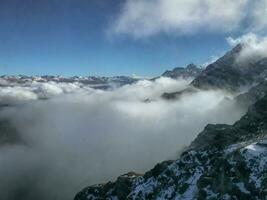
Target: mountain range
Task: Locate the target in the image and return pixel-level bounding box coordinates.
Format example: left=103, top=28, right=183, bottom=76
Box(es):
left=0, top=75, right=138, bottom=90
left=161, top=63, right=202, bottom=79
left=73, top=44, right=267, bottom=200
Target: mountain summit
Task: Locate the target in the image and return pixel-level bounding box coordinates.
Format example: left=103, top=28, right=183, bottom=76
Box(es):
left=191, top=44, right=267, bottom=91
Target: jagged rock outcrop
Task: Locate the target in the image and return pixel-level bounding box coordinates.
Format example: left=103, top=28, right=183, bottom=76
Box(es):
left=161, top=63, right=202, bottom=79
left=191, top=94, right=267, bottom=150
left=161, top=86, right=198, bottom=100
left=74, top=91, right=267, bottom=200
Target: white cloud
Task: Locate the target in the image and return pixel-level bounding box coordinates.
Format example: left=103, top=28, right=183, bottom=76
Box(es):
left=227, top=33, right=267, bottom=63
left=110, top=0, right=267, bottom=38
left=248, top=0, right=267, bottom=32
left=0, top=78, right=245, bottom=199
left=0, top=80, right=94, bottom=105
left=0, top=87, right=37, bottom=104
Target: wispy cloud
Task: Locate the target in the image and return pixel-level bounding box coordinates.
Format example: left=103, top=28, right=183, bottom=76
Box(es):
left=109, top=0, right=267, bottom=38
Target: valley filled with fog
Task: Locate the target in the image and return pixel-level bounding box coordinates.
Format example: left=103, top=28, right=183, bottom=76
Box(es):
left=0, top=77, right=246, bottom=200
left=1, top=0, right=267, bottom=199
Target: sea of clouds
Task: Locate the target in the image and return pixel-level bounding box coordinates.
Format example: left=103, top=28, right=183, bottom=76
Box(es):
left=0, top=77, right=246, bottom=200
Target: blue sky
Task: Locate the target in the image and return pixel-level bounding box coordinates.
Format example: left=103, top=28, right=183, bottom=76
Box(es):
left=0, top=0, right=266, bottom=76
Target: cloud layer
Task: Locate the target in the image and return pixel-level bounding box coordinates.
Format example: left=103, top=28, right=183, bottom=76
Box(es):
left=0, top=78, right=245, bottom=200
left=110, top=0, right=267, bottom=38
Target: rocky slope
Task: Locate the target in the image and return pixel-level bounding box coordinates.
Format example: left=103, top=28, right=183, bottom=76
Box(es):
left=74, top=92, right=267, bottom=200
left=191, top=44, right=267, bottom=91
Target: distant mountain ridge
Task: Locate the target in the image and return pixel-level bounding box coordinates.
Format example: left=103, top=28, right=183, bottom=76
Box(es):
left=0, top=62, right=202, bottom=91
left=0, top=75, right=138, bottom=90
left=161, top=63, right=202, bottom=79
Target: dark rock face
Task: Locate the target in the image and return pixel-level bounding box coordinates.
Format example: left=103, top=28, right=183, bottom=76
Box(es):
left=74, top=94, right=267, bottom=200
left=162, top=63, right=202, bottom=79
left=191, top=94, right=267, bottom=150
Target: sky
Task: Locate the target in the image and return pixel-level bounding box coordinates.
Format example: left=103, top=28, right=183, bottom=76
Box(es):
left=0, top=0, right=266, bottom=77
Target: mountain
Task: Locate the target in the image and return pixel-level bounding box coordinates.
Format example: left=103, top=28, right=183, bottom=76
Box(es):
left=74, top=92, right=267, bottom=200
left=161, top=44, right=267, bottom=99
left=161, top=63, right=202, bottom=79
left=191, top=44, right=267, bottom=91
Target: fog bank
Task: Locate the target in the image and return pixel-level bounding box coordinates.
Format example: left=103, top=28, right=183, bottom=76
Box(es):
left=0, top=77, right=245, bottom=200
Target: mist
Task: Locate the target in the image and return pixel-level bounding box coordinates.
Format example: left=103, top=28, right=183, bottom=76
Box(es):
left=227, top=33, right=267, bottom=64
left=0, top=77, right=246, bottom=200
